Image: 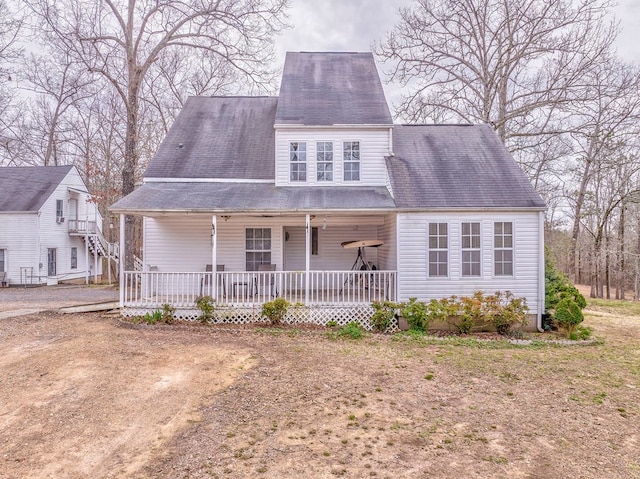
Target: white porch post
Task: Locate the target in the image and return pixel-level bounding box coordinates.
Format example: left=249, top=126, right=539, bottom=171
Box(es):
left=305, top=214, right=311, bottom=305
left=119, top=214, right=125, bottom=308
left=94, top=207, right=98, bottom=284
left=211, top=215, right=217, bottom=300
left=84, top=213, right=89, bottom=285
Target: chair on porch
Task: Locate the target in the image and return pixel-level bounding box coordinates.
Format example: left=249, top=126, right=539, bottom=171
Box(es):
left=1, top=271, right=8, bottom=288
left=201, top=264, right=225, bottom=297
left=258, top=263, right=278, bottom=298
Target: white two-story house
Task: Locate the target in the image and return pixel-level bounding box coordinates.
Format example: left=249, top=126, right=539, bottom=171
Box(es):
left=111, top=52, right=546, bottom=329
left=0, top=165, right=113, bottom=286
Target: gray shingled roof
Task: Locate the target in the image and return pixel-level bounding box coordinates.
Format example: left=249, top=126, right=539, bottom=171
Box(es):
left=275, top=52, right=393, bottom=126
left=387, top=124, right=546, bottom=209
left=0, top=165, right=73, bottom=212
left=110, top=182, right=396, bottom=213
left=144, top=96, right=277, bottom=179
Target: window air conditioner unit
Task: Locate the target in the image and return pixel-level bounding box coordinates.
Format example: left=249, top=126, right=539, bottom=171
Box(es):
left=57, top=217, right=65, bottom=223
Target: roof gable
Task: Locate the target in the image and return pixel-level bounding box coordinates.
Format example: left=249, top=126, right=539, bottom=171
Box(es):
left=144, top=96, right=277, bottom=179
left=0, top=165, right=74, bottom=212
left=387, top=124, right=546, bottom=209
left=275, top=52, right=393, bottom=126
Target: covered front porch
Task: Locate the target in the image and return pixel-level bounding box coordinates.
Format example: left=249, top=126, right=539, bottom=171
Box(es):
left=118, top=211, right=398, bottom=322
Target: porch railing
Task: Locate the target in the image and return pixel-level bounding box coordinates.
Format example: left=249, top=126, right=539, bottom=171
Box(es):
left=122, top=270, right=396, bottom=309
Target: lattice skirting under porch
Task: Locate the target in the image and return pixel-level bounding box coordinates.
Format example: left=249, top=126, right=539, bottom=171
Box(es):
left=121, top=304, right=398, bottom=332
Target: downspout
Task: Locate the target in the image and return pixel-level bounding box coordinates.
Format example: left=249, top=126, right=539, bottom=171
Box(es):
left=119, top=214, right=125, bottom=309
left=537, top=211, right=545, bottom=332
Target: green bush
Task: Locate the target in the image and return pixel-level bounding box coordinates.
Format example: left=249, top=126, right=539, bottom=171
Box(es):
left=370, top=301, right=398, bottom=332
left=195, top=295, right=215, bottom=323
left=486, top=291, right=529, bottom=336
left=554, top=298, right=584, bottom=337
left=401, top=297, right=429, bottom=331
left=262, top=297, right=290, bottom=325
left=545, top=247, right=586, bottom=317
left=161, top=303, right=175, bottom=324
left=142, top=310, right=163, bottom=324
left=336, top=321, right=365, bottom=339
left=451, top=292, right=486, bottom=334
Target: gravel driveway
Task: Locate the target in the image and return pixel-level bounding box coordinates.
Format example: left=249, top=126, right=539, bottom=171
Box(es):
left=0, top=284, right=119, bottom=315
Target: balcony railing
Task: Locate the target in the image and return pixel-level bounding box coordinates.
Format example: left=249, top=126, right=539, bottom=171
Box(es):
left=68, top=219, right=97, bottom=234
left=122, top=270, right=397, bottom=309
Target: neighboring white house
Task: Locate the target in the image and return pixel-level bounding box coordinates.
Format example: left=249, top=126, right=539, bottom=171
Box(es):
left=111, top=52, right=546, bottom=329
left=0, top=165, right=114, bottom=286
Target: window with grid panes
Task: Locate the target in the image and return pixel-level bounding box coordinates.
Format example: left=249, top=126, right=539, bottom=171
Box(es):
left=494, top=222, right=513, bottom=276
left=461, top=222, right=481, bottom=276
left=245, top=228, right=271, bottom=271
left=289, top=142, right=307, bottom=181
left=428, top=223, right=448, bottom=276
left=316, top=141, right=333, bottom=181
left=343, top=141, right=360, bottom=181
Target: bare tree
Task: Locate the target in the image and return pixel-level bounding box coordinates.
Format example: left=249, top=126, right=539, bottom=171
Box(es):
left=564, top=60, right=640, bottom=284
left=20, top=52, right=94, bottom=165
left=375, top=0, right=618, bottom=145
left=26, top=0, right=290, bottom=265
left=0, top=0, right=22, bottom=164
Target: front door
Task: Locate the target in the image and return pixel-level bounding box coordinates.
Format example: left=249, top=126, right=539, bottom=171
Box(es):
left=47, top=248, right=56, bottom=276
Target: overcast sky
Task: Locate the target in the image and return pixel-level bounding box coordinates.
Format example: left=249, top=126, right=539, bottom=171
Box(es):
left=275, top=0, right=640, bottom=110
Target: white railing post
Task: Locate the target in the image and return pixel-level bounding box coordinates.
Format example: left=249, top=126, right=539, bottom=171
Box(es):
left=119, top=214, right=125, bottom=309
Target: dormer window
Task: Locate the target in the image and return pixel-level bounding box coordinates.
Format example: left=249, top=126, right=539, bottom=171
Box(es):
left=316, top=141, right=333, bottom=181
left=290, top=142, right=307, bottom=182
left=343, top=141, right=360, bottom=181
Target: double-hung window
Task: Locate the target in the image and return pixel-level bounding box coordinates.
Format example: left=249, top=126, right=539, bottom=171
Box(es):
left=0, top=249, right=5, bottom=272
left=290, top=142, right=307, bottom=182
left=316, top=141, right=333, bottom=181
left=461, top=222, right=481, bottom=276
left=494, top=222, right=513, bottom=276
left=428, top=223, right=448, bottom=277
left=343, top=141, right=360, bottom=181
left=245, top=228, right=271, bottom=271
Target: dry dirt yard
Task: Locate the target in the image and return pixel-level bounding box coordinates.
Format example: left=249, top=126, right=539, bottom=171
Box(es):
left=0, top=304, right=639, bottom=478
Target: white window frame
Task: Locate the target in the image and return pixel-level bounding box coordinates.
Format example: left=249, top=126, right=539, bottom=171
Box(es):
left=428, top=222, right=448, bottom=277
left=245, top=228, right=272, bottom=271
left=494, top=222, right=514, bottom=276
left=461, top=222, right=481, bottom=277
left=316, top=141, right=333, bottom=181
left=289, top=142, right=307, bottom=182
left=71, top=247, right=78, bottom=270
left=343, top=140, right=360, bottom=181
left=0, top=249, right=5, bottom=272
left=56, top=199, right=64, bottom=220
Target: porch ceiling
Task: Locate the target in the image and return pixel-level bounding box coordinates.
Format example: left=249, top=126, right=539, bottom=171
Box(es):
left=110, top=182, right=396, bottom=214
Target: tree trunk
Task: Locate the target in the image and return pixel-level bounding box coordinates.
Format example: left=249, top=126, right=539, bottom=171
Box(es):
left=122, top=82, right=139, bottom=271
left=569, top=157, right=593, bottom=283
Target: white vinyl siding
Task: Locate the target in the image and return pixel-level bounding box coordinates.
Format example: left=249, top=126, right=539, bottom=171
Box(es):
left=396, top=212, right=542, bottom=315
left=275, top=128, right=391, bottom=186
